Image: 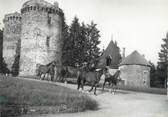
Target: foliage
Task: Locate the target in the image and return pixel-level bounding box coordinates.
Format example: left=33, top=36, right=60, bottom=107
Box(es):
left=0, top=29, right=3, bottom=72
left=157, top=33, right=168, bottom=88
left=11, top=39, right=21, bottom=76
left=151, top=33, right=168, bottom=88
left=85, top=22, right=101, bottom=65
left=62, top=16, right=101, bottom=68
left=61, top=12, right=70, bottom=66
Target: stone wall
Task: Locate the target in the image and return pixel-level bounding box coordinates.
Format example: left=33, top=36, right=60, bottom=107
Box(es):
left=19, top=2, right=63, bottom=76
left=119, top=65, right=150, bottom=88
left=3, top=12, right=21, bottom=71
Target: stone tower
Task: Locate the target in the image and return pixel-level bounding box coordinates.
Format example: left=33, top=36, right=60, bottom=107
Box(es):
left=19, top=0, right=63, bottom=76
left=3, top=12, right=21, bottom=71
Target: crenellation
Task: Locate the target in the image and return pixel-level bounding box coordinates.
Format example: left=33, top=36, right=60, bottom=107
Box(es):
left=21, top=5, right=62, bottom=16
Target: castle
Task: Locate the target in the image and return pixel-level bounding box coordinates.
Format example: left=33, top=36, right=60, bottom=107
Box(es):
left=3, top=0, right=63, bottom=76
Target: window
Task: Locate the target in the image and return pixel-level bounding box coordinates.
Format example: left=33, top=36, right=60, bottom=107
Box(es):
left=48, top=16, right=51, bottom=24
left=46, top=36, right=50, bottom=47
left=33, top=6, right=36, bottom=10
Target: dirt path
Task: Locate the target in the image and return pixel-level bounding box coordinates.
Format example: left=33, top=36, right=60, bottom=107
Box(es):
left=18, top=78, right=168, bottom=117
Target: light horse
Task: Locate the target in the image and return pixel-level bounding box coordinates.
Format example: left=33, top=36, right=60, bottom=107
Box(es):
left=36, top=62, right=55, bottom=81
left=102, top=68, right=121, bottom=94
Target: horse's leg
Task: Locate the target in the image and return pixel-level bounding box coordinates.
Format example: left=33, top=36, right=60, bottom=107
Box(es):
left=89, top=83, right=94, bottom=92
left=110, top=83, right=113, bottom=93
left=42, top=74, right=45, bottom=80
left=94, top=84, right=98, bottom=95
left=48, top=74, right=51, bottom=81
left=102, top=80, right=106, bottom=91
left=81, top=80, right=85, bottom=91
left=77, top=78, right=81, bottom=90
left=114, top=85, right=117, bottom=94
left=77, top=83, right=80, bottom=90
left=40, top=73, right=43, bottom=80
left=112, top=84, right=115, bottom=94
left=45, top=73, right=48, bottom=81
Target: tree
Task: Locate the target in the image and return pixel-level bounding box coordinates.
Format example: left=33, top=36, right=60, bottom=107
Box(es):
left=85, top=22, right=101, bottom=64
left=158, top=33, right=168, bottom=88
left=11, top=38, right=21, bottom=76
left=149, top=61, right=157, bottom=87
left=0, top=29, right=3, bottom=73
left=62, top=17, right=101, bottom=68
left=61, top=11, right=70, bottom=66
left=64, top=17, right=82, bottom=67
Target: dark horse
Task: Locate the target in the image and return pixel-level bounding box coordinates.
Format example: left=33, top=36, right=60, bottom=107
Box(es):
left=56, top=66, right=78, bottom=82
left=77, top=68, right=104, bottom=95
left=36, top=62, right=55, bottom=81
left=102, top=69, right=121, bottom=94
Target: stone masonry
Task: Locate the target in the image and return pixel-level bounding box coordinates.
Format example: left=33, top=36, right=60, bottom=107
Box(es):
left=3, top=0, right=63, bottom=77
left=3, top=12, right=21, bottom=71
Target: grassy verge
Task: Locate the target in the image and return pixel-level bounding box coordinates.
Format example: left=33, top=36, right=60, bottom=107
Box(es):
left=0, top=76, right=98, bottom=116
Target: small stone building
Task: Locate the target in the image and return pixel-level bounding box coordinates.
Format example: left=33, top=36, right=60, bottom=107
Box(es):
left=119, top=50, right=151, bottom=88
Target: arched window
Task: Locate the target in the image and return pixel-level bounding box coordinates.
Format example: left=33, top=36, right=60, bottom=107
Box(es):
left=33, top=6, right=36, bottom=10
left=48, top=15, right=51, bottom=24
left=46, top=8, right=48, bottom=12
left=46, top=36, right=50, bottom=47
left=28, top=7, right=30, bottom=11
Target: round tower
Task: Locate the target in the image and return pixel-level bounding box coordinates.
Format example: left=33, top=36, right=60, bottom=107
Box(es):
left=19, top=0, right=63, bottom=76
left=3, top=12, right=21, bottom=71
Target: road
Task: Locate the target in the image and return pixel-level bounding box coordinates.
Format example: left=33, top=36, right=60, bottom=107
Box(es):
left=28, top=79, right=168, bottom=117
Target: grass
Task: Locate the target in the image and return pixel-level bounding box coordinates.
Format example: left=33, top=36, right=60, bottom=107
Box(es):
left=0, top=76, right=98, bottom=116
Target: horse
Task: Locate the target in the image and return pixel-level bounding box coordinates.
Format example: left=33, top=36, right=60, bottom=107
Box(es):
left=56, top=65, right=79, bottom=82
left=102, top=69, right=121, bottom=94
left=55, top=65, right=67, bottom=81
left=36, top=62, right=55, bottom=81
left=77, top=68, right=104, bottom=95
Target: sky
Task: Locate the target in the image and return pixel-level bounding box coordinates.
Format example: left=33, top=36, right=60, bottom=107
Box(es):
left=0, top=0, right=168, bottom=64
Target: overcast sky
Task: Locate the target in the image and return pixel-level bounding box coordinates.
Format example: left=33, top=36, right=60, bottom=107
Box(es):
left=0, top=0, right=168, bottom=64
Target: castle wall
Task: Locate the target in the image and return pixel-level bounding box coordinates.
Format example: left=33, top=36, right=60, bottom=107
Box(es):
left=19, top=4, right=63, bottom=76
left=119, top=65, right=150, bottom=88
left=3, top=13, right=21, bottom=71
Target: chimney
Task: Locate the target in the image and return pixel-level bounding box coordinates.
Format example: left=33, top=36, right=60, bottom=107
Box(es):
left=122, top=48, right=125, bottom=59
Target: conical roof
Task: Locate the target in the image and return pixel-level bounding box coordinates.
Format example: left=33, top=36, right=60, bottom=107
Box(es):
left=97, top=40, right=121, bottom=68
left=101, top=40, right=116, bottom=59
left=120, top=50, right=150, bottom=66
